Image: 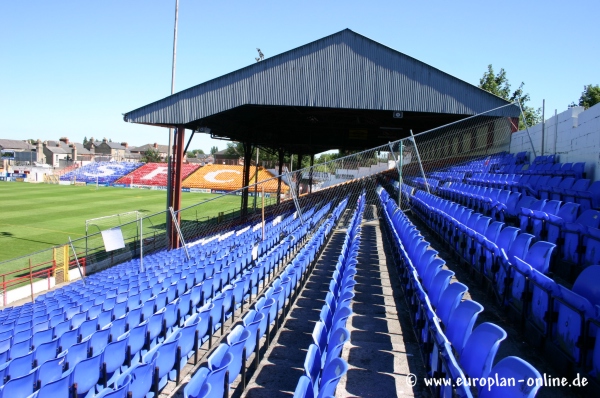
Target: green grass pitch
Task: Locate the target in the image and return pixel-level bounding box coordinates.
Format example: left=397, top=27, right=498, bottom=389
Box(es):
left=0, top=182, right=243, bottom=267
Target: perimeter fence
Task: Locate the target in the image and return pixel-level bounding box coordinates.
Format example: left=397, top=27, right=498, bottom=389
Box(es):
left=0, top=103, right=521, bottom=306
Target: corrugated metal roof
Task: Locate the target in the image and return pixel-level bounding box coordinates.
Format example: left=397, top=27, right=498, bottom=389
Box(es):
left=124, top=29, right=517, bottom=126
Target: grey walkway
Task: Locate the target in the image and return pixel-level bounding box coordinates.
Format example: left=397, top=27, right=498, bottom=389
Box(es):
left=335, top=213, right=428, bottom=398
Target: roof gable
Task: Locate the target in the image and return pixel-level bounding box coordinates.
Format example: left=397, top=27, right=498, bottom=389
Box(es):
left=124, top=29, right=515, bottom=126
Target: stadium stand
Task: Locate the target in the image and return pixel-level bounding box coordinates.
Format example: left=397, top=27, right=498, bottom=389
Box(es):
left=183, top=164, right=289, bottom=193
left=114, top=163, right=200, bottom=187
left=59, top=162, right=143, bottom=184
left=378, top=187, right=543, bottom=397
left=0, top=190, right=350, bottom=398
left=293, top=192, right=365, bottom=397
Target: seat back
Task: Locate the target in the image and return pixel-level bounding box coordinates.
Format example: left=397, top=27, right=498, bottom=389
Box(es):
left=460, top=322, right=507, bottom=380
left=445, top=300, right=484, bottom=354
left=479, top=356, right=542, bottom=398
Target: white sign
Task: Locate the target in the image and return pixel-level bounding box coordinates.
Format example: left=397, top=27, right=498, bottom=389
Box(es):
left=101, top=228, right=126, bottom=252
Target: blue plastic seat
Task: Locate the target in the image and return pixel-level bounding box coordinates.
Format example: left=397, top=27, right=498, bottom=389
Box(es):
left=145, top=331, right=181, bottom=393
left=527, top=267, right=559, bottom=338
left=446, top=300, right=484, bottom=354
left=460, top=323, right=507, bottom=380
left=323, top=327, right=349, bottom=369
left=36, top=370, right=72, bottom=398
left=34, top=338, right=60, bottom=367
left=224, top=326, right=251, bottom=382
left=205, top=353, right=233, bottom=398
left=7, top=351, right=34, bottom=380
left=95, top=374, right=131, bottom=398
left=316, top=357, right=348, bottom=398
left=563, top=209, right=600, bottom=264
left=436, top=282, right=468, bottom=326
left=552, top=284, right=595, bottom=364
left=147, top=308, right=166, bottom=348
left=428, top=270, right=455, bottom=308
left=175, top=315, right=200, bottom=368
left=293, top=375, right=315, bottom=398
left=37, top=356, right=66, bottom=388
left=479, top=356, right=542, bottom=398
left=0, top=368, right=36, bottom=398
left=116, top=354, right=156, bottom=398
left=71, top=351, right=103, bottom=398
left=183, top=367, right=211, bottom=398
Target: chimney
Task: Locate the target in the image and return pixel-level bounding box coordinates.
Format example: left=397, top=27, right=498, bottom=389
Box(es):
left=71, top=144, right=77, bottom=162
left=121, top=142, right=128, bottom=148
left=102, top=138, right=108, bottom=143
left=153, top=143, right=158, bottom=149
left=36, top=140, right=43, bottom=162
left=59, top=137, right=69, bottom=144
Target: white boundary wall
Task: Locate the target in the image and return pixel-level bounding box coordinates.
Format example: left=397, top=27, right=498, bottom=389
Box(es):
left=510, top=104, right=600, bottom=181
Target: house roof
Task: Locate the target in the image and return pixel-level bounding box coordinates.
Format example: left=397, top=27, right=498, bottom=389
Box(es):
left=0, top=139, right=34, bottom=151
left=129, top=144, right=169, bottom=153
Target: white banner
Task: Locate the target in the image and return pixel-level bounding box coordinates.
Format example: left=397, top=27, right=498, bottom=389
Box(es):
left=101, top=228, right=126, bottom=252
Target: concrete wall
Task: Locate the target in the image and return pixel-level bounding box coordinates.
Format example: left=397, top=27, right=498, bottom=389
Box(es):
left=510, top=104, right=600, bottom=181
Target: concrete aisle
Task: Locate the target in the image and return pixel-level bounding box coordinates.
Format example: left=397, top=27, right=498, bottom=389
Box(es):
left=243, top=229, right=347, bottom=397
left=335, top=210, right=429, bottom=398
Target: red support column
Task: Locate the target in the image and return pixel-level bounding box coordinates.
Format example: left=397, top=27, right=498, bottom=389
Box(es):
left=170, top=126, right=185, bottom=249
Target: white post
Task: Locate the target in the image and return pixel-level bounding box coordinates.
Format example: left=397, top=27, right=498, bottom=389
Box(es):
left=139, top=217, right=144, bottom=272
left=410, top=130, right=430, bottom=194
left=68, top=237, right=86, bottom=285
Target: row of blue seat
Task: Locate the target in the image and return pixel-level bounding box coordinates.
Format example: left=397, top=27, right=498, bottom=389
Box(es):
left=0, top=202, right=338, bottom=398
left=293, top=193, right=365, bottom=398
left=0, top=214, right=294, bottom=327
left=60, top=162, right=144, bottom=184
left=409, top=189, right=600, bottom=386
left=436, top=181, right=600, bottom=274
left=182, top=198, right=350, bottom=398
left=378, top=187, right=543, bottom=398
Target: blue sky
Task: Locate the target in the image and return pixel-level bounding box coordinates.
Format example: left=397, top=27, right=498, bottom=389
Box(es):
left=1, top=1, right=598, bottom=153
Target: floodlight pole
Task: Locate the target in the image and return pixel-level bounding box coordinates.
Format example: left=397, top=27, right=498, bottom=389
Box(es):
left=68, top=237, right=86, bottom=285
left=166, top=0, right=179, bottom=248
left=410, top=130, right=430, bottom=194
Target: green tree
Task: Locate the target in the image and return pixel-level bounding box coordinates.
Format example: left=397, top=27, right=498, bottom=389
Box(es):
left=186, top=149, right=205, bottom=157
left=478, top=64, right=541, bottom=129
left=578, top=84, right=600, bottom=109
left=83, top=136, right=88, bottom=145
left=141, top=148, right=162, bottom=163
left=210, top=146, right=219, bottom=155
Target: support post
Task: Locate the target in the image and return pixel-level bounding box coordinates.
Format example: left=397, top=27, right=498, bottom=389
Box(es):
left=309, top=154, right=314, bottom=194
left=29, top=259, right=34, bottom=303
left=295, top=153, right=303, bottom=197
left=388, top=141, right=403, bottom=207
left=253, top=147, right=259, bottom=211
left=68, top=237, right=86, bottom=285
left=241, top=142, right=253, bottom=218
left=262, top=186, right=265, bottom=241
left=139, top=216, right=144, bottom=272
left=541, top=99, right=545, bottom=156
left=169, top=207, right=190, bottom=260
left=410, top=130, right=430, bottom=194
left=284, top=167, right=304, bottom=224
left=170, top=127, right=185, bottom=249
left=554, top=109, right=558, bottom=155
left=276, top=149, right=284, bottom=205
left=517, top=100, right=537, bottom=159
